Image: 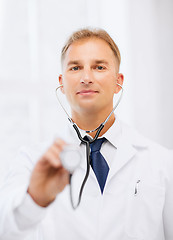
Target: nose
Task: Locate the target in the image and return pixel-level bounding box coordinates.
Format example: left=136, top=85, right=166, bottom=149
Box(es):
left=80, top=68, right=93, bottom=85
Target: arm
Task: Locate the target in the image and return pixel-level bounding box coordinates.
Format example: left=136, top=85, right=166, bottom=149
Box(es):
left=28, top=138, right=69, bottom=207
left=0, top=139, right=69, bottom=239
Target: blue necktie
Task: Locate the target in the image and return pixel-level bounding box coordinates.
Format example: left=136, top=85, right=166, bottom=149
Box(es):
left=90, top=138, right=109, bottom=194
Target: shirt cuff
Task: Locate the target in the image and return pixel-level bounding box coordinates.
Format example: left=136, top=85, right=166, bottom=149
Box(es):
left=14, top=192, right=47, bottom=230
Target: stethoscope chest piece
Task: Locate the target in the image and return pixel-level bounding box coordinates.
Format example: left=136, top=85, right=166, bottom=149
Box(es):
left=60, top=145, right=82, bottom=173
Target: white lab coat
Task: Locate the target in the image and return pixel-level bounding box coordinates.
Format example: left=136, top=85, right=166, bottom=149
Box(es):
left=0, top=119, right=173, bottom=240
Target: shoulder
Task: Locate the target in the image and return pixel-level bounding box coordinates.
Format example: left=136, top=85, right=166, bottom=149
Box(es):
left=15, top=128, right=72, bottom=166
left=119, top=119, right=172, bottom=161
left=16, top=140, right=52, bottom=167
left=14, top=123, right=75, bottom=170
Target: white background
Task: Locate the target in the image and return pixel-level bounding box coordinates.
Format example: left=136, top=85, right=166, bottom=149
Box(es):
left=0, top=0, right=173, bottom=181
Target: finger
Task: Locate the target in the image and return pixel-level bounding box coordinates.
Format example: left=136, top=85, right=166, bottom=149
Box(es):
left=41, top=151, right=62, bottom=168
left=50, top=145, right=62, bottom=156
left=39, top=139, right=67, bottom=168
left=54, top=168, right=70, bottom=192
left=54, top=138, right=67, bottom=151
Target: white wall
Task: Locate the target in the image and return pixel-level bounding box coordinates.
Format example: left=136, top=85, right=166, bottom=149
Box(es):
left=0, top=0, right=173, bottom=181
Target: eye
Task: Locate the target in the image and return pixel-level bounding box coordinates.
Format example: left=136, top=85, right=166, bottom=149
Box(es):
left=71, top=66, right=79, bottom=71
left=96, top=65, right=104, bottom=70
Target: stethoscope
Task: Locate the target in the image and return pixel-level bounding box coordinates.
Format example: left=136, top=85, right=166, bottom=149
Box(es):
left=55, top=82, right=123, bottom=209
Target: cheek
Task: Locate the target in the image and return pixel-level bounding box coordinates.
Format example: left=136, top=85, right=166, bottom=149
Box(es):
left=62, top=76, right=72, bottom=92
left=62, top=80, right=76, bottom=102
left=100, top=77, right=116, bottom=94
left=63, top=73, right=79, bottom=87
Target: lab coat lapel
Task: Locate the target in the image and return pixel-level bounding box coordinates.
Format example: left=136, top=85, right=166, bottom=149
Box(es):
left=107, top=121, right=148, bottom=182
left=107, top=136, right=137, bottom=182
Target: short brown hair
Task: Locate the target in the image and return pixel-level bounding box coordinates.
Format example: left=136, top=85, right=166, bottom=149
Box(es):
left=61, top=28, right=121, bottom=67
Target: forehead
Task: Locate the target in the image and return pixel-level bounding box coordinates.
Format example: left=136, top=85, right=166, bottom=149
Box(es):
left=63, top=38, right=117, bottom=65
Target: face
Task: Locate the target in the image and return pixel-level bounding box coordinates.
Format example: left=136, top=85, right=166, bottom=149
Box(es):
left=59, top=38, right=123, bottom=116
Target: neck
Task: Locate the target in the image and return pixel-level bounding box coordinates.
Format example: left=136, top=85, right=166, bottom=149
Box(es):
left=71, top=109, right=115, bottom=138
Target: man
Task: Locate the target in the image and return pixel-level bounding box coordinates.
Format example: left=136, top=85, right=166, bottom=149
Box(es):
left=0, top=28, right=173, bottom=240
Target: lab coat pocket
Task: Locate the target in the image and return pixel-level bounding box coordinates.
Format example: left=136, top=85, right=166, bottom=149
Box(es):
left=125, top=181, right=165, bottom=239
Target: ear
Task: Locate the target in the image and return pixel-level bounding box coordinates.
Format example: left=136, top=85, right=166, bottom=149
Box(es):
left=59, top=74, right=65, bottom=94
left=114, top=73, right=124, bottom=94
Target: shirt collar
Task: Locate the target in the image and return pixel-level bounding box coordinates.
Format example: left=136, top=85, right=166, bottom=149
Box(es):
left=64, top=115, right=122, bottom=148
left=101, top=115, right=122, bottom=148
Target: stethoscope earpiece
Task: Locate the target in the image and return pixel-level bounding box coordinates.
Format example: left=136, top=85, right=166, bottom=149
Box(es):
left=116, top=83, right=122, bottom=88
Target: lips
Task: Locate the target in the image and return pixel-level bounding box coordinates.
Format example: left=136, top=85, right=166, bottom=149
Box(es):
left=76, top=90, right=98, bottom=95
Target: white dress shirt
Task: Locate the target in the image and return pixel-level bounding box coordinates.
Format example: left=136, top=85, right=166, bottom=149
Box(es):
left=0, top=117, right=173, bottom=240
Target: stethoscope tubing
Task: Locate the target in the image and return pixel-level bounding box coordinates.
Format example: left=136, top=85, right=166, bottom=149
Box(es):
left=70, top=124, right=105, bottom=209
left=55, top=83, right=123, bottom=133
left=69, top=140, right=91, bottom=209
left=55, top=83, right=123, bottom=209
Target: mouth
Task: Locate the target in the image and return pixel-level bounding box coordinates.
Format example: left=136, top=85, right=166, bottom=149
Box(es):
left=76, top=90, right=99, bottom=96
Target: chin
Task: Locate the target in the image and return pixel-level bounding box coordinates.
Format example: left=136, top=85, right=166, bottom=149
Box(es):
left=79, top=104, right=102, bottom=114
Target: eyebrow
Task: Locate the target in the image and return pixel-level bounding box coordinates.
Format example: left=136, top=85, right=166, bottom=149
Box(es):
left=94, top=60, right=109, bottom=65
left=67, top=60, right=80, bottom=66
left=67, top=59, right=109, bottom=66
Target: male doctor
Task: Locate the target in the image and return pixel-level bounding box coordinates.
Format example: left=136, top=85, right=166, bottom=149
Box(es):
left=0, top=28, right=173, bottom=240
